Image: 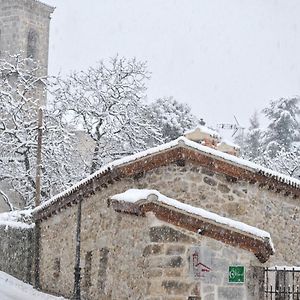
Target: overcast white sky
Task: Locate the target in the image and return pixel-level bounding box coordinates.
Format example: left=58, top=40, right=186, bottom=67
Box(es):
left=42, top=0, right=300, bottom=128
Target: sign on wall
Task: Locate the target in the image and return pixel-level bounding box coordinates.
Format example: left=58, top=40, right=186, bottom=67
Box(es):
left=189, top=246, right=212, bottom=278
left=229, top=265, right=245, bottom=283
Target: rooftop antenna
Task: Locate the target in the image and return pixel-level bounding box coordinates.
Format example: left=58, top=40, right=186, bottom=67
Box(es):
left=217, top=115, right=245, bottom=137
left=217, top=116, right=245, bottom=151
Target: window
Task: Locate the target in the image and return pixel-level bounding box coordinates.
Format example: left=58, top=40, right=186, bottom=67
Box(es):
left=53, top=257, right=60, bottom=278
left=27, top=29, right=38, bottom=59
left=98, top=248, right=109, bottom=294
left=84, top=251, right=92, bottom=289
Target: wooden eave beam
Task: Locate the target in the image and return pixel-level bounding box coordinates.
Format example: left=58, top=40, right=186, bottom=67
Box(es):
left=111, top=200, right=274, bottom=263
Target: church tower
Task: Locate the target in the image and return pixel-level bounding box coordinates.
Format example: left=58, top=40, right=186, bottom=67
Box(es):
left=0, top=0, right=54, bottom=213
left=0, top=0, right=55, bottom=75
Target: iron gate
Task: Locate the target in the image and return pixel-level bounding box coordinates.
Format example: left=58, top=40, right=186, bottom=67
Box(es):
left=265, top=267, right=300, bottom=299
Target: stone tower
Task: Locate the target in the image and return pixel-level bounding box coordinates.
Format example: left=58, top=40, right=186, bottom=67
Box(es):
left=0, top=0, right=54, bottom=213
left=0, top=0, right=55, bottom=75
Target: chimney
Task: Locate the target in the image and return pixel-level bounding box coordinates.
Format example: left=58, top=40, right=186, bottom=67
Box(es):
left=184, top=126, right=220, bottom=149
left=216, top=140, right=240, bottom=157
left=184, top=127, right=240, bottom=157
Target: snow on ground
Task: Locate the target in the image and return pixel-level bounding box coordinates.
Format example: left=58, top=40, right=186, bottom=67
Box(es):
left=0, top=271, right=66, bottom=300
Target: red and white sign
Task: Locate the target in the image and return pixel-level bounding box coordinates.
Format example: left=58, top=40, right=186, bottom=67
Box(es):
left=190, top=247, right=212, bottom=278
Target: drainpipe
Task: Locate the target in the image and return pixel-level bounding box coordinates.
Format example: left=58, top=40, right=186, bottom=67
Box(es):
left=34, top=220, right=41, bottom=289
left=34, top=107, right=43, bottom=289
left=73, top=194, right=83, bottom=300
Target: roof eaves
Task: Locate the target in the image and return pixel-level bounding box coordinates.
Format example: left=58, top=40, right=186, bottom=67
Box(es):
left=33, top=137, right=300, bottom=217
left=110, top=191, right=274, bottom=263
left=182, top=138, right=300, bottom=189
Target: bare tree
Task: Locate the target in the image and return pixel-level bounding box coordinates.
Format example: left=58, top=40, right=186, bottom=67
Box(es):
left=0, top=55, right=83, bottom=208
left=50, top=56, right=161, bottom=174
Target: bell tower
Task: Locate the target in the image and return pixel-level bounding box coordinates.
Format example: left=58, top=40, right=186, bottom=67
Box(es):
left=0, top=0, right=54, bottom=212
left=0, top=0, right=55, bottom=75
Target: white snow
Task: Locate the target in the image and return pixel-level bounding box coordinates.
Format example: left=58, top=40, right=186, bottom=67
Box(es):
left=0, top=210, right=34, bottom=229
left=111, top=188, right=274, bottom=251
left=217, top=139, right=240, bottom=149
left=0, top=271, right=66, bottom=300
left=34, top=136, right=300, bottom=216
left=184, top=125, right=220, bottom=139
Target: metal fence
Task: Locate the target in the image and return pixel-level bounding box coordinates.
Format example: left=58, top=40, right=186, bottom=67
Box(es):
left=265, top=267, right=300, bottom=299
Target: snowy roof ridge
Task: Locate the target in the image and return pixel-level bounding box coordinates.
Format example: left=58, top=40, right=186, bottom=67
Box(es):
left=111, top=188, right=273, bottom=242
left=33, top=138, right=181, bottom=215
left=33, top=136, right=300, bottom=216
left=181, top=137, right=300, bottom=187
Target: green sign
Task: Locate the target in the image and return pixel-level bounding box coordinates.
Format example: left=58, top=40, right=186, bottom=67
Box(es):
left=229, top=266, right=245, bottom=283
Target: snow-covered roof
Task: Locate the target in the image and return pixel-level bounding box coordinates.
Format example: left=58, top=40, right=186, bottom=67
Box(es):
left=111, top=188, right=274, bottom=262
left=111, top=189, right=273, bottom=242
left=184, top=126, right=220, bottom=139
left=33, top=136, right=300, bottom=216
left=217, top=139, right=240, bottom=149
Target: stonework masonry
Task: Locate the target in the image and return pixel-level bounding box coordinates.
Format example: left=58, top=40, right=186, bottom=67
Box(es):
left=0, top=225, right=33, bottom=283
left=0, top=0, right=54, bottom=213
left=38, top=162, right=300, bottom=299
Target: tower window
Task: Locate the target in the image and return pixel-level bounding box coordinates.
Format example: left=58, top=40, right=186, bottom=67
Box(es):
left=27, top=29, right=38, bottom=59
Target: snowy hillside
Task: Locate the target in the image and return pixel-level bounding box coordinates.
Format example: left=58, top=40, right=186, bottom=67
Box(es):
left=0, top=271, right=66, bottom=300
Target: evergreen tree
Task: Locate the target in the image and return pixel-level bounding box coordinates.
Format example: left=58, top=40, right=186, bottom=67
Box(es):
left=241, top=97, right=300, bottom=180
left=262, top=97, right=300, bottom=157
left=146, top=97, right=201, bottom=142
left=243, top=111, right=263, bottom=160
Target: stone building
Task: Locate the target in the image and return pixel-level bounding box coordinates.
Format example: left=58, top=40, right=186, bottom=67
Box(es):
left=0, top=0, right=54, bottom=106
left=0, top=0, right=54, bottom=213
left=0, top=0, right=54, bottom=73
left=33, top=135, right=300, bottom=300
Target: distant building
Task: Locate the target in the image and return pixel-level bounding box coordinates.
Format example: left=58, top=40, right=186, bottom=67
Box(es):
left=0, top=0, right=54, bottom=74
left=0, top=0, right=54, bottom=212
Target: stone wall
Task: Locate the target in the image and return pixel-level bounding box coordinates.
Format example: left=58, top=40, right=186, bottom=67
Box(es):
left=39, top=204, right=261, bottom=300
left=134, top=163, right=300, bottom=266
left=144, top=223, right=263, bottom=300
left=39, top=161, right=300, bottom=299
left=0, top=225, right=33, bottom=283
left=40, top=190, right=151, bottom=299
